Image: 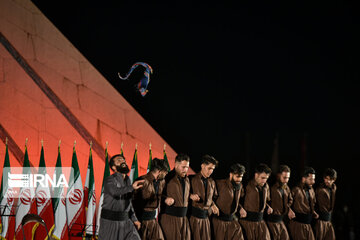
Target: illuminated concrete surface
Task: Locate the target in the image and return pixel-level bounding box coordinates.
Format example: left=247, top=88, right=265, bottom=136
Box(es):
left=0, top=0, right=180, bottom=204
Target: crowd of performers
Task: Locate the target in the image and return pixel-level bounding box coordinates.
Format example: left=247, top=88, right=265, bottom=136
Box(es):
left=98, top=153, right=337, bottom=240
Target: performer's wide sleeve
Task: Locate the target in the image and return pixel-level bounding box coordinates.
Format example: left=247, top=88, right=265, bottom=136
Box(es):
left=288, top=188, right=294, bottom=209
left=266, top=185, right=271, bottom=209
left=238, top=185, right=245, bottom=210
left=104, top=177, right=133, bottom=198
left=311, top=189, right=317, bottom=213
left=291, top=187, right=298, bottom=199
left=141, top=179, right=153, bottom=200
left=238, top=187, right=245, bottom=210
left=129, top=201, right=138, bottom=222
left=267, top=186, right=271, bottom=202
left=211, top=181, right=218, bottom=207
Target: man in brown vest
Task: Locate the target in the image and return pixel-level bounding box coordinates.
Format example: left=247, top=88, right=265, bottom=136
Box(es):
left=189, top=155, right=219, bottom=240
left=159, top=153, right=191, bottom=240
left=212, top=163, right=246, bottom=240
left=314, top=168, right=337, bottom=240
left=267, top=165, right=294, bottom=240
left=239, top=163, right=272, bottom=240
left=133, top=158, right=169, bottom=240
left=288, top=167, right=319, bottom=240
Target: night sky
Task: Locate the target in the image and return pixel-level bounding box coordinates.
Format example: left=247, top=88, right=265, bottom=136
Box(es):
left=31, top=1, right=360, bottom=233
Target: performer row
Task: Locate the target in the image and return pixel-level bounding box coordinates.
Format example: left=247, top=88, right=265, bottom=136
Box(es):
left=98, top=153, right=337, bottom=240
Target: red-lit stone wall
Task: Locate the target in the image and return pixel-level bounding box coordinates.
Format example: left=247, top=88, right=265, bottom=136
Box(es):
left=0, top=0, right=181, bottom=205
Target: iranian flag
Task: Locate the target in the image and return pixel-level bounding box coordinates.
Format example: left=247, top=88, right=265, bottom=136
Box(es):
left=52, top=143, right=69, bottom=240
left=66, top=144, right=85, bottom=238
left=96, top=143, right=110, bottom=236
left=163, top=144, right=171, bottom=172
left=34, top=143, right=55, bottom=239
left=120, top=142, right=124, bottom=155
left=129, top=145, right=139, bottom=183
left=15, top=143, right=37, bottom=239
left=0, top=139, right=15, bottom=239
left=147, top=144, right=152, bottom=173
left=84, top=144, right=96, bottom=237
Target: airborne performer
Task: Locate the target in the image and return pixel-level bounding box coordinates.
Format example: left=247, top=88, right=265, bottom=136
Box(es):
left=118, top=62, right=152, bottom=97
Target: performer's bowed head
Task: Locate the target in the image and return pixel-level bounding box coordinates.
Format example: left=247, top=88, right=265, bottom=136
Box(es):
left=174, top=153, right=190, bottom=177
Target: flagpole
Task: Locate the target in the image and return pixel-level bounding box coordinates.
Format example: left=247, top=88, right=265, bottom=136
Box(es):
left=53, top=139, right=69, bottom=240
left=66, top=139, right=85, bottom=234
left=96, top=141, right=110, bottom=236
left=130, top=144, right=139, bottom=183
left=163, top=144, right=170, bottom=171
left=147, top=143, right=152, bottom=173
left=35, top=138, right=54, bottom=240
left=85, top=140, right=96, bottom=237
left=15, top=137, right=36, bottom=239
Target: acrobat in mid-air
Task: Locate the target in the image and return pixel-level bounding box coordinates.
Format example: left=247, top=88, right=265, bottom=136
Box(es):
left=118, top=62, right=153, bottom=97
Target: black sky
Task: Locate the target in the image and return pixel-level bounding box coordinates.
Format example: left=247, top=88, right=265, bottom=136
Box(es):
left=31, top=0, right=360, bottom=227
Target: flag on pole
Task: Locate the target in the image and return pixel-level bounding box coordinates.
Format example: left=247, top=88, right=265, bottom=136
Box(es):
left=120, top=142, right=124, bottom=155
left=52, top=142, right=69, bottom=240
left=163, top=144, right=171, bottom=172
left=66, top=142, right=85, bottom=238
left=34, top=141, right=55, bottom=239
left=147, top=143, right=152, bottom=173
left=96, top=142, right=110, bottom=236
left=84, top=143, right=96, bottom=237
left=0, top=138, right=15, bottom=240
left=129, top=145, right=139, bottom=183
left=15, top=140, right=37, bottom=240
